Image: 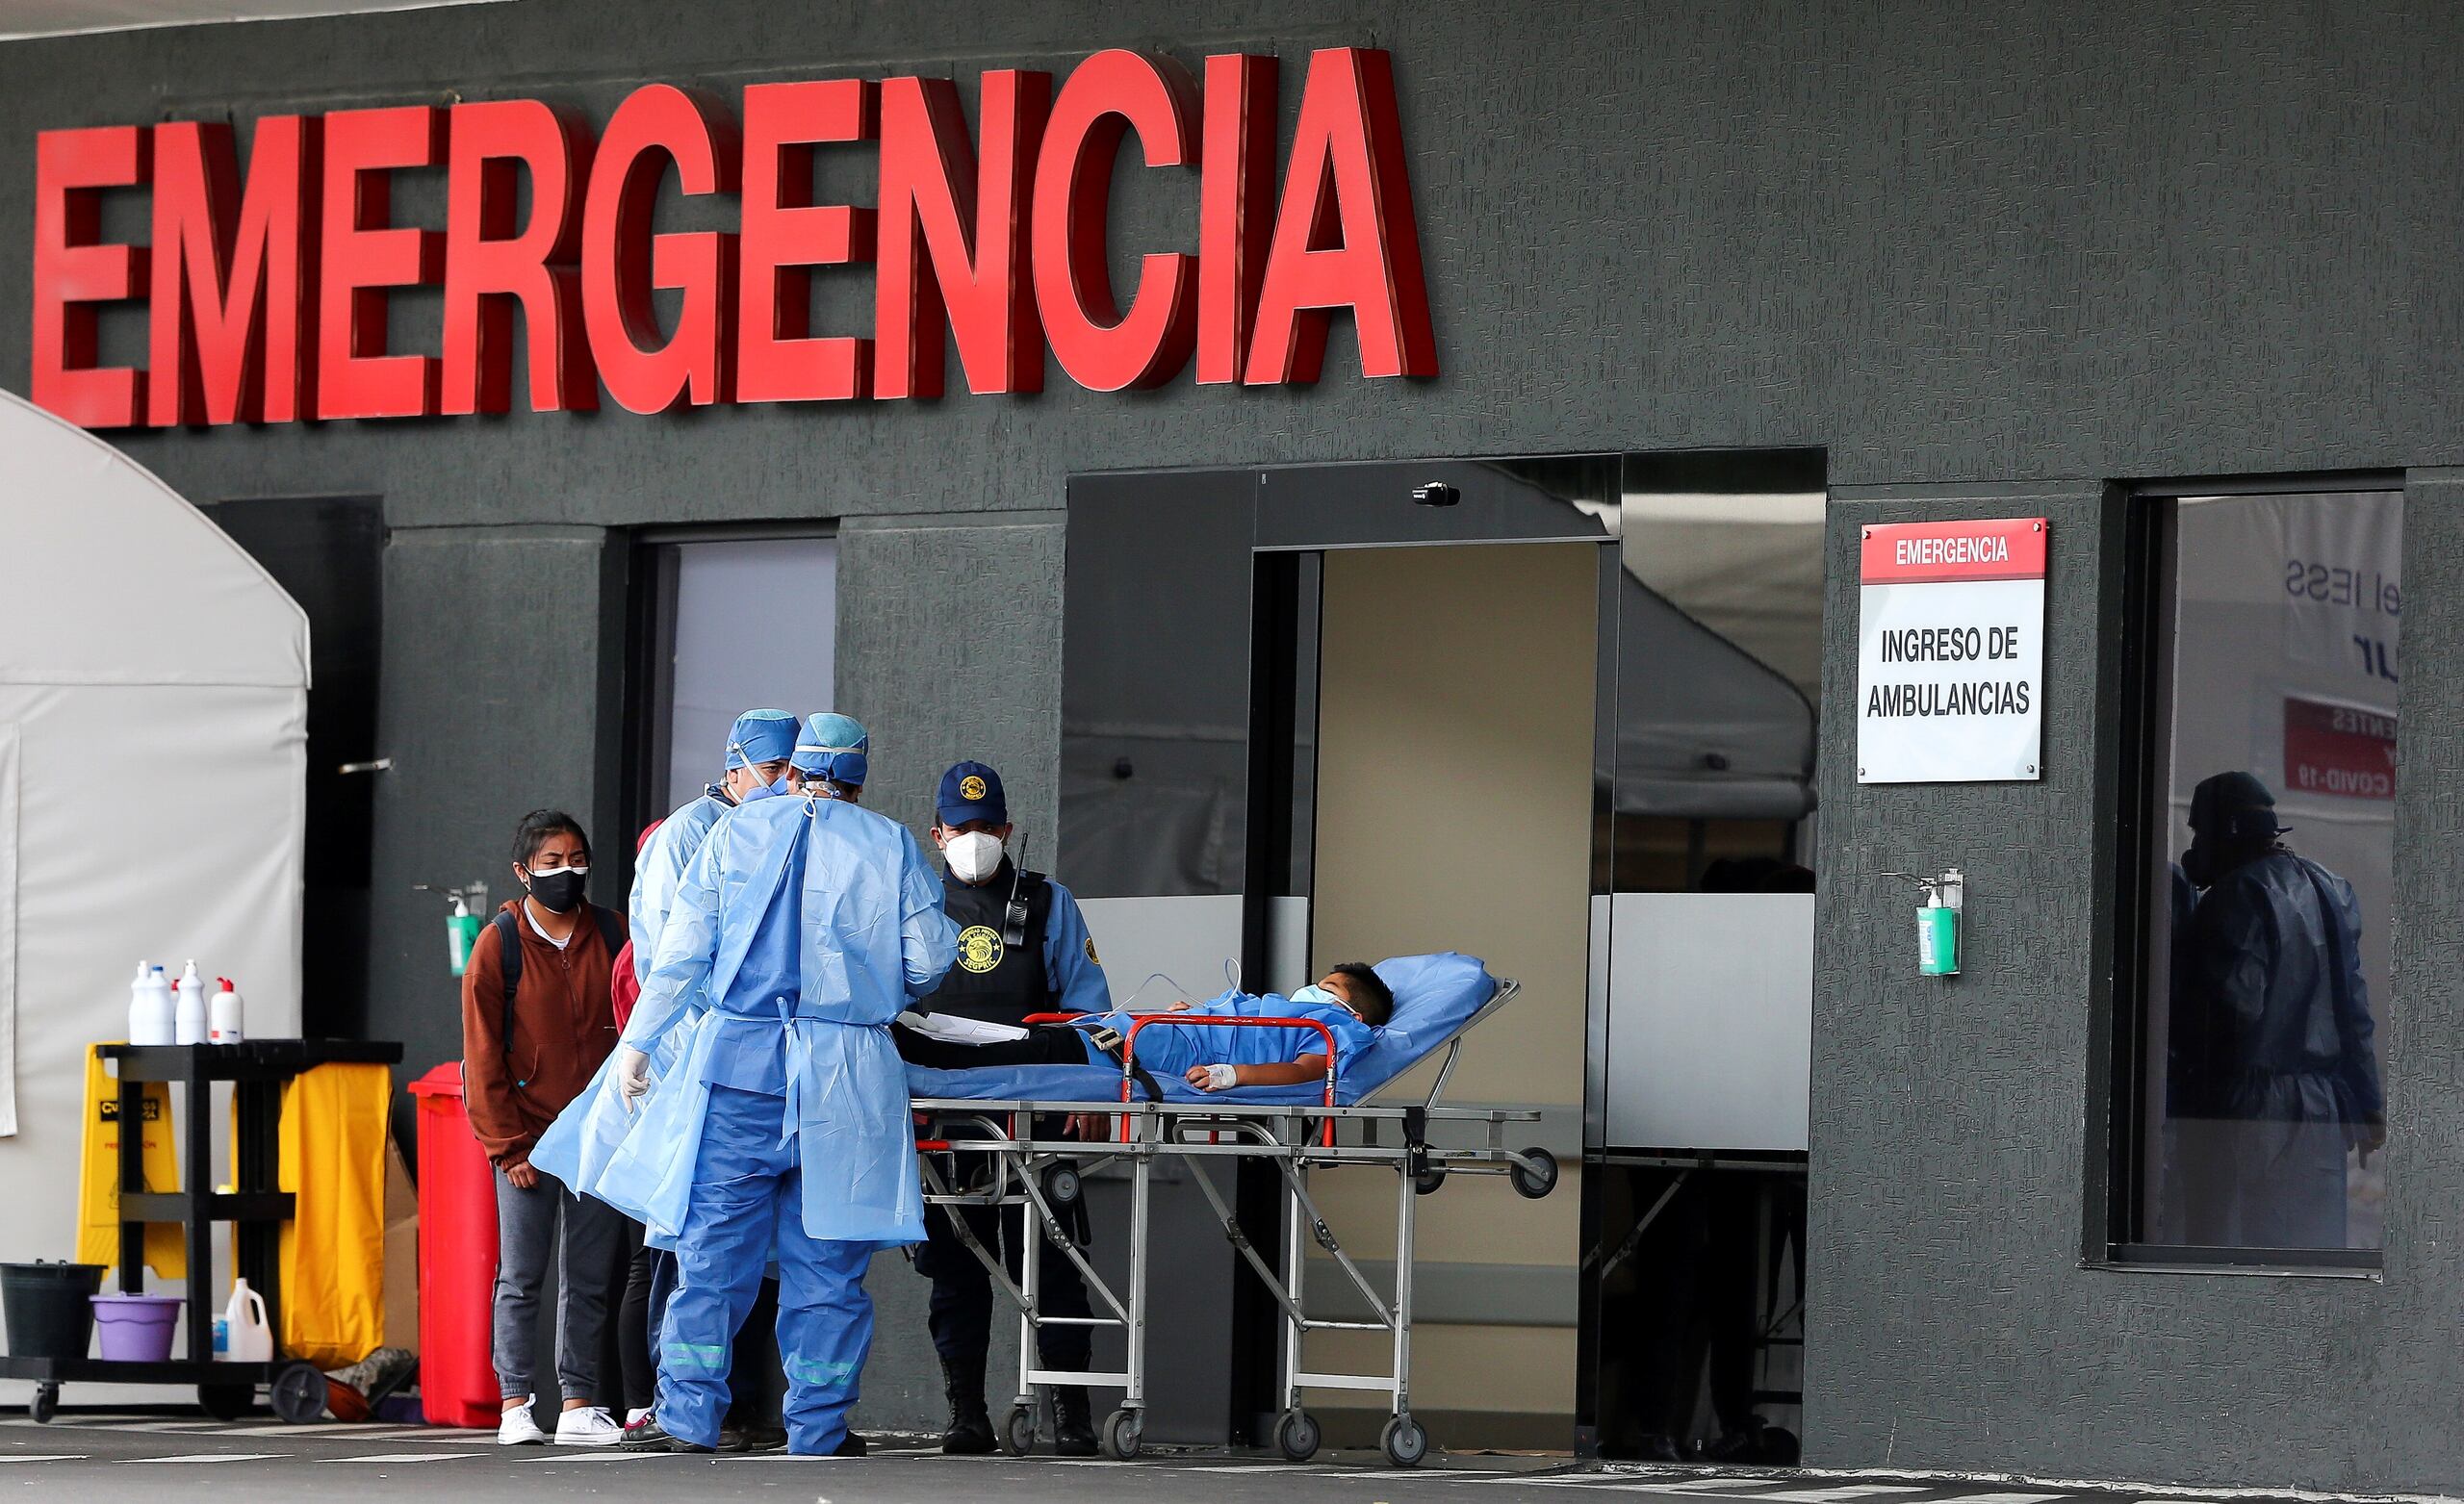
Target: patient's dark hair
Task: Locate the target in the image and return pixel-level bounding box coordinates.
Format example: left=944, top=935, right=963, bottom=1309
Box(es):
left=1326, top=962, right=1395, bottom=1027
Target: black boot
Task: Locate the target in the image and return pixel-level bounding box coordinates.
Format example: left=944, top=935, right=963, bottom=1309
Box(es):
left=1052, top=1387, right=1097, bottom=1457
left=940, top=1356, right=996, bottom=1456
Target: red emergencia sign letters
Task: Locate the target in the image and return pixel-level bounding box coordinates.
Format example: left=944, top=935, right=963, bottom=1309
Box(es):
left=31, top=47, right=1438, bottom=428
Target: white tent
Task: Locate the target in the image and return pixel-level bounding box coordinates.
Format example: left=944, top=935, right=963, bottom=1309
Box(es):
left=0, top=386, right=306, bottom=1271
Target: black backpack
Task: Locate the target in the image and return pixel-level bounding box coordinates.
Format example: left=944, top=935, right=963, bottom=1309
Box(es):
left=490, top=905, right=624, bottom=1081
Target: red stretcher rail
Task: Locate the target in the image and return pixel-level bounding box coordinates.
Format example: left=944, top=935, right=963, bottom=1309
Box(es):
left=1020, top=1011, right=1340, bottom=1145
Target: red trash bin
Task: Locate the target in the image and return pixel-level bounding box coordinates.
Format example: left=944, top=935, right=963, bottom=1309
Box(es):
left=410, top=1062, right=500, bottom=1429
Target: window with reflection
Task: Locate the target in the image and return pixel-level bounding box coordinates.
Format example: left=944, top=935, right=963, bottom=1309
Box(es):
left=2126, top=485, right=2398, bottom=1262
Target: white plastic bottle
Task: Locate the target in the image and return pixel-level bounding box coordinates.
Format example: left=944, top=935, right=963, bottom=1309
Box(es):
left=128, top=962, right=174, bottom=1046
left=209, top=979, right=245, bottom=1045
left=220, top=1279, right=272, bottom=1363
left=174, top=960, right=209, bottom=1045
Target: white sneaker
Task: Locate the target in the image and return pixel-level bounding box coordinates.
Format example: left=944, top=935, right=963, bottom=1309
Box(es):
left=555, top=1405, right=625, bottom=1446
left=498, top=1401, right=549, bottom=1446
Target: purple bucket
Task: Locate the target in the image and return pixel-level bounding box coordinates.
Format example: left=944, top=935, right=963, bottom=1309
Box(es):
left=90, top=1294, right=183, bottom=1363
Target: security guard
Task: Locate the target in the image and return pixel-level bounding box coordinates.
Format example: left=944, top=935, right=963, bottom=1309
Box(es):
left=897, top=760, right=1111, bottom=1456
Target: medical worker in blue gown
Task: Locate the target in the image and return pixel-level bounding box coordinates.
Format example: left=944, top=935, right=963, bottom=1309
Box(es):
left=619, top=705, right=798, bottom=1444
left=610, top=713, right=959, bottom=1455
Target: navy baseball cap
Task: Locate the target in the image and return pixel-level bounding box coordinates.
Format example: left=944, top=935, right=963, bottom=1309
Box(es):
left=937, top=761, right=1008, bottom=827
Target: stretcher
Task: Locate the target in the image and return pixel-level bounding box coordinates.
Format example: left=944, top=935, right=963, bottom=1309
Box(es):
left=906, top=952, right=1558, bottom=1468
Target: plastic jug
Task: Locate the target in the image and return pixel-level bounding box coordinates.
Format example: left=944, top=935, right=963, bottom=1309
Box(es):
left=174, top=961, right=209, bottom=1045
left=218, top=1278, right=272, bottom=1363
left=128, top=963, right=174, bottom=1047
left=209, top=979, right=245, bottom=1045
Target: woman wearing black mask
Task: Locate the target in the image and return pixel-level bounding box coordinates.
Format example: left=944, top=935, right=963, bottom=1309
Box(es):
left=461, top=808, right=629, bottom=1446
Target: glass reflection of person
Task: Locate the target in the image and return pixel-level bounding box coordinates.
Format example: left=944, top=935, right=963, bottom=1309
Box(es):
left=2172, top=771, right=2385, bottom=1250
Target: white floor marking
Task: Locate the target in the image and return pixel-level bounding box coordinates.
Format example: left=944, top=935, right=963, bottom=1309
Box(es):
left=1727, top=1491, right=1934, bottom=1504
left=323, top=1452, right=477, bottom=1463
left=1925, top=1495, right=2066, bottom=1504
left=0, top=1455, right=82, bottom=1464
left=240, top=1422, right=419, bottom=1437
left=116, top=1452, right=291, bottom=1464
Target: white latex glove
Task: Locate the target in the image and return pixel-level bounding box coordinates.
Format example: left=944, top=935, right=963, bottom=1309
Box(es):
left=614, top=1045, right=653, bottom=1111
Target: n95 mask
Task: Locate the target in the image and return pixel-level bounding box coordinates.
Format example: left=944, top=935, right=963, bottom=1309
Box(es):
left=944, top=831, right=1005, bottom=883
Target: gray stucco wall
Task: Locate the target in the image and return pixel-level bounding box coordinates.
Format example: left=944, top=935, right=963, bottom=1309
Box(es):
left=2, top=0, right=2459, bottom=1482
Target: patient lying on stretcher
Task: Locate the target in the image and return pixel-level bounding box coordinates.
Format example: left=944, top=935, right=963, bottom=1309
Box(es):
left=906, top=962, right=1394, bottom=1091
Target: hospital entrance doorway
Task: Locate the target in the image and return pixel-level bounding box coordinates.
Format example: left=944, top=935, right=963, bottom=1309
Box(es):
left=1293, top=542, right=1597, bottom=1447
left=1059, top=453, right=1823, bottom=1455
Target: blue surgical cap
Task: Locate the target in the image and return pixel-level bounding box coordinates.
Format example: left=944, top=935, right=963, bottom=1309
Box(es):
left=726, top=709, right=799, bottom=770
left=793, top=712, right=870, bottom=787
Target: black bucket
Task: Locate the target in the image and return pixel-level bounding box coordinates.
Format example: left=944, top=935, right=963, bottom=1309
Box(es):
left=1, top=1262, right=106, bottom=1359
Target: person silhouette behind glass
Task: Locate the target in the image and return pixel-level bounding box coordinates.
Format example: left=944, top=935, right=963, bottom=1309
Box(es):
left=2171, top=771, right=2384, bottom=1250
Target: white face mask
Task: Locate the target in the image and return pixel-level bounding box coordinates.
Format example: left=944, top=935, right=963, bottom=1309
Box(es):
left=943, top=830, right=1006, bottom=883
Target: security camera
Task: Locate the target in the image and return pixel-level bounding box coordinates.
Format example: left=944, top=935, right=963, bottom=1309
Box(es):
left=1411, top=480, right=1460, bottom=507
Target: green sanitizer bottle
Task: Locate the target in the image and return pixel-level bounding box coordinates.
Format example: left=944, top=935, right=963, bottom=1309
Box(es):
left=447, top=890, right=484, bottom=978
left=1917, top=870, right=1963, bottom=977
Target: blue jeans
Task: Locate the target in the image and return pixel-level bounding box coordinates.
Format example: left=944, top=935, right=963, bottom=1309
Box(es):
left=656, top=1085, right=873, bottom=1453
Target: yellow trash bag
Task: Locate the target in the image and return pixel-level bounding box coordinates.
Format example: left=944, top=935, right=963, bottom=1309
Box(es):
left=277, top=1062, right=390, bottom=1368
left=75, top=1045, right=186, bottom=1278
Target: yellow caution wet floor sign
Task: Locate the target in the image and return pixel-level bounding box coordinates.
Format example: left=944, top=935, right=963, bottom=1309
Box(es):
left=75, top=1045, right=185, bottom=1278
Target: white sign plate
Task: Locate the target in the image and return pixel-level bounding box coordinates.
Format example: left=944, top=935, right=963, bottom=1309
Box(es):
left=1857, top=518, right=2047, bottom=783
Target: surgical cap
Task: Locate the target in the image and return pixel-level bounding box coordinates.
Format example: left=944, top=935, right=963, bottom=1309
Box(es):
left=726, top=708, right=799, bottom=769
left=794, top=712, right=870, bottom=787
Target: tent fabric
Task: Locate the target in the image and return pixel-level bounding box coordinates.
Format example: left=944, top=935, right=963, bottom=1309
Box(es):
left=0, top=726, right=13, bottom=1138
left=1613, top=572, right=1816, bottom=822
left=0, top=389, right=306, bottom=1335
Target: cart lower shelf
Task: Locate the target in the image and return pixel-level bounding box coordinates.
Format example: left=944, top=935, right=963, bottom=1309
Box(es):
left=0, top=1353, right=329, bottom=1423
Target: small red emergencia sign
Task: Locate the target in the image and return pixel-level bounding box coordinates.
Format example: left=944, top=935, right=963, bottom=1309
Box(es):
left=1859, top=518, right=2048, bottom=585
left=2283, top=696, right=2396, bottom=802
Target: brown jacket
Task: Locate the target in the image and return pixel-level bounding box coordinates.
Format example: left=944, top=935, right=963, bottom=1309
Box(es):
left=460, top=898, right=625, bottom=1168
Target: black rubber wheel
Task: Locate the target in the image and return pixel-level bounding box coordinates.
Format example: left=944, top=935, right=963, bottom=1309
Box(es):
left=1099, top=1407, right=1142, bottom=1461
left=1379, top=1414, right=1429, bottom=1468
left=1273, top=1408, right=1321, bottom=1463
left=1043, top=1163, right=1082, bottom=1205
left=268, top=1360, right=326, bottom=1424
left=1000, top=1404, right=1036, bottom=1457
left=1509, top=1147, right=1559, bottom=1200
left=29, top=1385, right=57, bottom=1424
left=198, top=1382, right=254, bottom=1421
left=1413, top=1164, right=1447, bottom=1196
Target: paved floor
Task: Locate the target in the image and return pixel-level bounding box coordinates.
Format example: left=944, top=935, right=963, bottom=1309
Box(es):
left=0, top=1415, right=2383, bottom=1504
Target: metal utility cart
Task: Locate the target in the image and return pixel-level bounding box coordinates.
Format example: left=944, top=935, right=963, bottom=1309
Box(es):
left=0, top=1038, right=402, bottom=1423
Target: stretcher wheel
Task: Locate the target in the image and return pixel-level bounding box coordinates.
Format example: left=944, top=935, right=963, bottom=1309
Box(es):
left=1413, top=1165, right=1447, bottom=1196
left=29, top=1384, right=57, bottom=1424
left=269, top=1360, right=327, bottom=1424
left=1000, top=1404, right=1036, bottom=1457
left=1509, top=1147, right=1559, bottom=1200
left=1379, top=1413, right=1429, bottom=1468
left=1099, top=1407, right=1143, bottom=1461
left=1274, top=1408, right=1321, bottom=1463
left=198, top=1382, right=254, bottom=1421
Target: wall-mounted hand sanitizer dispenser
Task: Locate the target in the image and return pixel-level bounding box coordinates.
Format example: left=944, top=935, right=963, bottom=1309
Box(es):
left=1917, top=868, right=1964, bottom=977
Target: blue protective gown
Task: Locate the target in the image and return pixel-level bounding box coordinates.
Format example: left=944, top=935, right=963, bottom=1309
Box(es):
left=589, top=783, right=958, bottom=1451
left=1078, top=990, right=1375, bottom=1080
left=629, top=786, right=733, bottom=984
